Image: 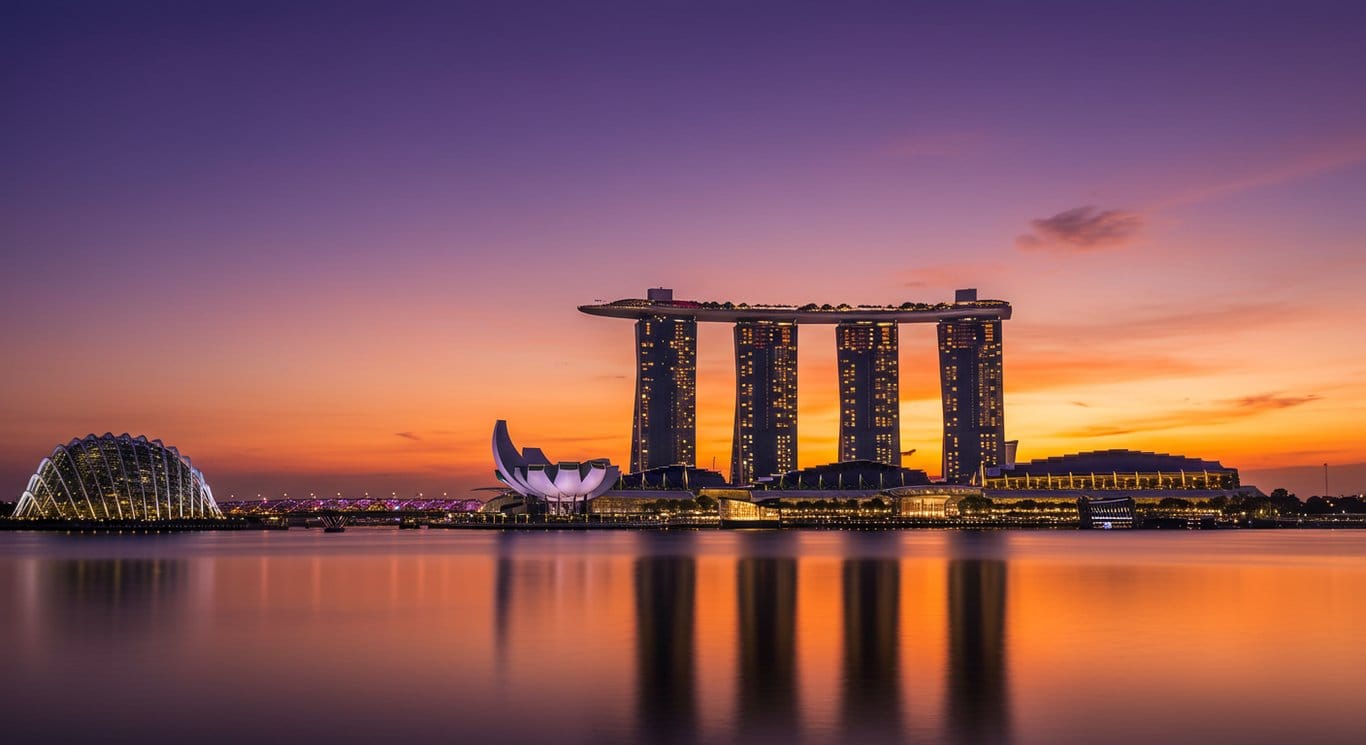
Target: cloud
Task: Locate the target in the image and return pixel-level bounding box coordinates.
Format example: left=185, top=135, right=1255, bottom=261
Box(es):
left=1014, top=300, right=1301, bottom=346
left=1231, top=393, right=1321, bottom=411
left=1057, top=391, right=1322, bottom=438
left=900, top=261, right=1001, bottom=289
left=1005, top=352, right=1211, bottom=394
left=394, top=432, right=421, bottom=441
left=884, top=132, right=987, bottom=160
left=1155, top=136, right=1366, bottom=210
left=1015, top=206, right=1144, bottom=253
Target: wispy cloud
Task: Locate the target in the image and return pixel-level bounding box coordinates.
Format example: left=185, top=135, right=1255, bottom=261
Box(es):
left=394, top=431, right=421, bottom=441
left=883, top=132, right=987, bottom=160
left=1230, top=392, right=1321, bottom=411
left=1059, top=391, right=1321, bottom=438
left=1015, top=206, right=1144, bottom=253
left=1015, top=300, right=1301, bottom=346
left=1155, top=136, right=1366, bottom=210
left=1006, top=352, right=1211, bottom=393
left=900, top=261, right=1002, bottom=289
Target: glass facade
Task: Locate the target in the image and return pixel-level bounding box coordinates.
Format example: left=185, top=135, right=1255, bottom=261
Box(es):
left=587, top=289, right=1013, bottom=487
left=14, top=433, right=222, bottom=520
left=938, top=318, right=1005, bottom=483
left=836, top=321, right=900, bottom=465
left=633, top=315, right=697, bottom=472
left=979, top=449, right=1239, bottom=490
left=731, top=320, right=798, bottom=484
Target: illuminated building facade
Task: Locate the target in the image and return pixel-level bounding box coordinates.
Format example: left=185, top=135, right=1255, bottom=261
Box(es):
left=753, top=460, right=930, bottom=491
left=1077, top=496, right=1137, bottom=528
left=979, top=449, right=1240, bottom=491
left=732, top=320, right=798, bottom=484
left=837, top=321, right=900, bottom=465
left=13, top=433, right=222, bottom=520
left=938, top=290, right=1006, bottom=483
left=632, top=291, right=697, bottom=471
left=580, top=288, right=1011, bottom=485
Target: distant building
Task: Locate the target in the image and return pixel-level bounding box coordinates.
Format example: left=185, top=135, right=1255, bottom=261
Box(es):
left=837, top=321, right=900, bottom=465
left=580, top=287, right=1013, bottom=487
left=885, top=485, right=982, bottom=519
left=588, top=493, right=699, bottom=515
left=617, top=464, right=728, bottom=490
left=938, top=289, right=1006, bottom=483
left=1078, top=496, right=1136, bottom=529
left=13, top=433, right=222, bottom=520
left=732, top=320, right=798, bottom=484
left=717, top=497, right=781, bottom=526
left=979, top=449, right=1240, bottom=490
left=978, top=449, right=1259, bottom=503
left=753, top=460, right=931, bottom=491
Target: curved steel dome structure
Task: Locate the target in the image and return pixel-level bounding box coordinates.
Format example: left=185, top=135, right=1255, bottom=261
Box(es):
left=13, top=433, right=222, bottom=520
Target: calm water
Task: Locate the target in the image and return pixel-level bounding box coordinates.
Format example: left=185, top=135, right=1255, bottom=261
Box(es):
left=1, top=529, right=1363, bottom=745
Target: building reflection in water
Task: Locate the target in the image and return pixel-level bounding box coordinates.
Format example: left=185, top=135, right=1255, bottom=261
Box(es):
left=42, top=559, right=188, bottom=639
left=945, top=533, right=1012, bottom=745
left=492, top=532, right=516, bottom=665
left=735, top=531, right=799, bottom=739
left=840, top=534, right=903, bottom=740
left=635, top=539, right=697, bottom=743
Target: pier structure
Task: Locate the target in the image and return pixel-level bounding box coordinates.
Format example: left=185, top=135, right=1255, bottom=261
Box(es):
left=580, top=288, right=1011, bottom=484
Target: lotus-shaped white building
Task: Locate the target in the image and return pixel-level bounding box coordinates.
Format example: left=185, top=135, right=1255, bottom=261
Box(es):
left=13, top=433, right=222, bottom=520
left=492, top=420, right=620, bottom=514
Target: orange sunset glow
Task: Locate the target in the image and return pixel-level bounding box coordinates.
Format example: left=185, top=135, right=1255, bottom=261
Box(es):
left=3, top=2, right=1364, bottom=502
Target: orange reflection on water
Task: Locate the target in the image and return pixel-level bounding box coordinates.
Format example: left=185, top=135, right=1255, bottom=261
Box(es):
left=0, top=530, right=1364, bottom=745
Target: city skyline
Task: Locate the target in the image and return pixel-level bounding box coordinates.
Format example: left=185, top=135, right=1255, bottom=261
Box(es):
left=3, top=2, right=1365, bottom=500
left=582, top=288, right=1010, bottom=485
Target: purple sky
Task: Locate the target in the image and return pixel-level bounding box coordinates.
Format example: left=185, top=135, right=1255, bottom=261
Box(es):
left=3, top=1, right=1365, bottom=500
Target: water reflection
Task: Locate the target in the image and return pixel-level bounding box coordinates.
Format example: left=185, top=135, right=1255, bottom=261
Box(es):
left=42, top=559, right=189, bottom=639
left=493, top=532, right=515, bottom=663
left=841, top=534, right=903, bottom=741
left=1, top=531, right=1364, bottom=745
left=735, top=532, right=799, bottom=739
left=635, top=541, right=697, bottom=742
left=946, top=534, right=1012, bottom=745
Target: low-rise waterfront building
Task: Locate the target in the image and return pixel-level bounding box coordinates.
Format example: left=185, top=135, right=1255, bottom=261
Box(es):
left=978, top=449, right=1240, bottom=491
left=753, top=460, right=931, bottom=491
left=1078, top=496, right=1137, bottom=529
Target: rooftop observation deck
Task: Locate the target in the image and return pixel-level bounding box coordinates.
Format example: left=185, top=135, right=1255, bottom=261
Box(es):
left=578, top=289, right=1011, bottom=324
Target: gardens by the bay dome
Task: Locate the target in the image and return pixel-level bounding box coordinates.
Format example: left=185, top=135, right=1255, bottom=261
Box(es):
left=13, top=433, right=222, bottom=520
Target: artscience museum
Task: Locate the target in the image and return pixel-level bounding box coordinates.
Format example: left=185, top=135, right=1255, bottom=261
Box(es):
left=492, top=420, right=620, bottom=515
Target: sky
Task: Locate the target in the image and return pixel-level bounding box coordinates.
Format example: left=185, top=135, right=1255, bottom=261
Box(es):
left=3, top=0, right=1365, bottom=500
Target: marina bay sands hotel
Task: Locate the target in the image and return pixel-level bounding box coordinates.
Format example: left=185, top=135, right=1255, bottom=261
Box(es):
left=579, top=288, right=1010, bottom=485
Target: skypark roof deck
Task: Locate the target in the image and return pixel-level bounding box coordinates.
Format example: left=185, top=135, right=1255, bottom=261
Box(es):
left=579, top=289, right=1011, bottom=324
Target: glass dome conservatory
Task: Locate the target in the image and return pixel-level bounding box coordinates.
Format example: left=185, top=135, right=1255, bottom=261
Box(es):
left=13, top=433, right=222, bottom=520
